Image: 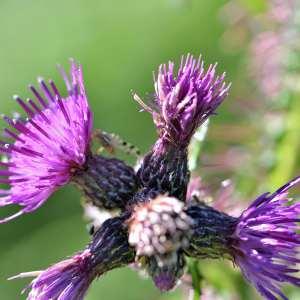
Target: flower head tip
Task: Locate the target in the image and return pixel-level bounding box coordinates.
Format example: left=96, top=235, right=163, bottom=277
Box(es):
left=135, top=54, right=230, bottom=148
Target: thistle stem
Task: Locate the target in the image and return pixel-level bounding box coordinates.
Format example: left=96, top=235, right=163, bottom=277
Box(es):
left=268, top=93, right=300, bottom=187
left=188, top=259, right=203, bottom=300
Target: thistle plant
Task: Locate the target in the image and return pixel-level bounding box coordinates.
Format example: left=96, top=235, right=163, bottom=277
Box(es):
left=1, top=55, right=299, bottom=300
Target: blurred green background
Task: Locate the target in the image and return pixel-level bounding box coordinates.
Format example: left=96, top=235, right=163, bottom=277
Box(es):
left=0, top=0, right=299, bottom=299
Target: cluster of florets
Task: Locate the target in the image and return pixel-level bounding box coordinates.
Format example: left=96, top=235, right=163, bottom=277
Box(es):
left=1, top=55, right=299, bottom=300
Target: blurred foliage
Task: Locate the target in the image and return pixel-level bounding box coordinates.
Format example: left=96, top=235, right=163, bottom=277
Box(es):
left=238, top=0, right=268, bottom=14
left=0, top=0, right=299, bottom=299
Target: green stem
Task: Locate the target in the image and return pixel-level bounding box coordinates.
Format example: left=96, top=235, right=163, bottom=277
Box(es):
left=268, top=93, right=300, bottom=187
left=187, top=121, right=209, bottom=299
left=188, top=120, right=209, bottom=171
left=188, top=259, right=203, bottom=300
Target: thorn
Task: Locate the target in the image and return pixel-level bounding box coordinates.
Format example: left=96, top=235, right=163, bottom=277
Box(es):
left=8, top=271, right=42, bottom=281
left=132, top=92, right=153, bottom=113
left=37, top=76, right=44, bottom=83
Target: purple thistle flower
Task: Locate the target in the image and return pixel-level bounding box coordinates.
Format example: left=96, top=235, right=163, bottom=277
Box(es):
left=0, top=61, right=139, bottom=222
left=135, top=55, right=230, bottom=203
left=230, top=176, right=300, bottom=300
left=186, top=176, right=300, bottom=300
left=135, top=54, right=230, bottom=150
left=0, top=61, right=93, bottom=223
left=22, top=250, right=94, bottom=300
left=6, top=54, right=299, bottom=300
left=12, top=216, right=135, bottom=300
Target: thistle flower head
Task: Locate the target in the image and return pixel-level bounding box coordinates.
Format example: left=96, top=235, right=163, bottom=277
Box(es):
left=0, top=61, right=92, bottom=222
left=231, top=176, right=300, bottom=300
left=16, top=250, right=94, bottom=300
left=13, top=216, right=135, bottom=299
left=128, top=195, right=192, bottom=291
left=136, top=54, right=230, bottom=148
left=73, top=154, right=139, bottom=210
left=128, top=195, right=193, bottom=259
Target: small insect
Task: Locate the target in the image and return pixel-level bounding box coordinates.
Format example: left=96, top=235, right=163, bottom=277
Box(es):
left=93, top=129, right=141, bottom=158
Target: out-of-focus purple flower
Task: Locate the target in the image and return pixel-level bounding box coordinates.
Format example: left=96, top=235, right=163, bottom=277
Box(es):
left=230, top=176, right=300, bottom=300
left=200, top=285, right=239, bottom=300
left=135, top=54, right=230, bottom=149
left=250, top=31, right=285, bottom=99
left=249, top=1, right=299, bottom=100
left=186, top=176, right=204, bottom=201
left=0, top=61, right=92, bottom=222
left=269, top=0, right=295, bottom=24
left=186, top=176, right=245, bottom=217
